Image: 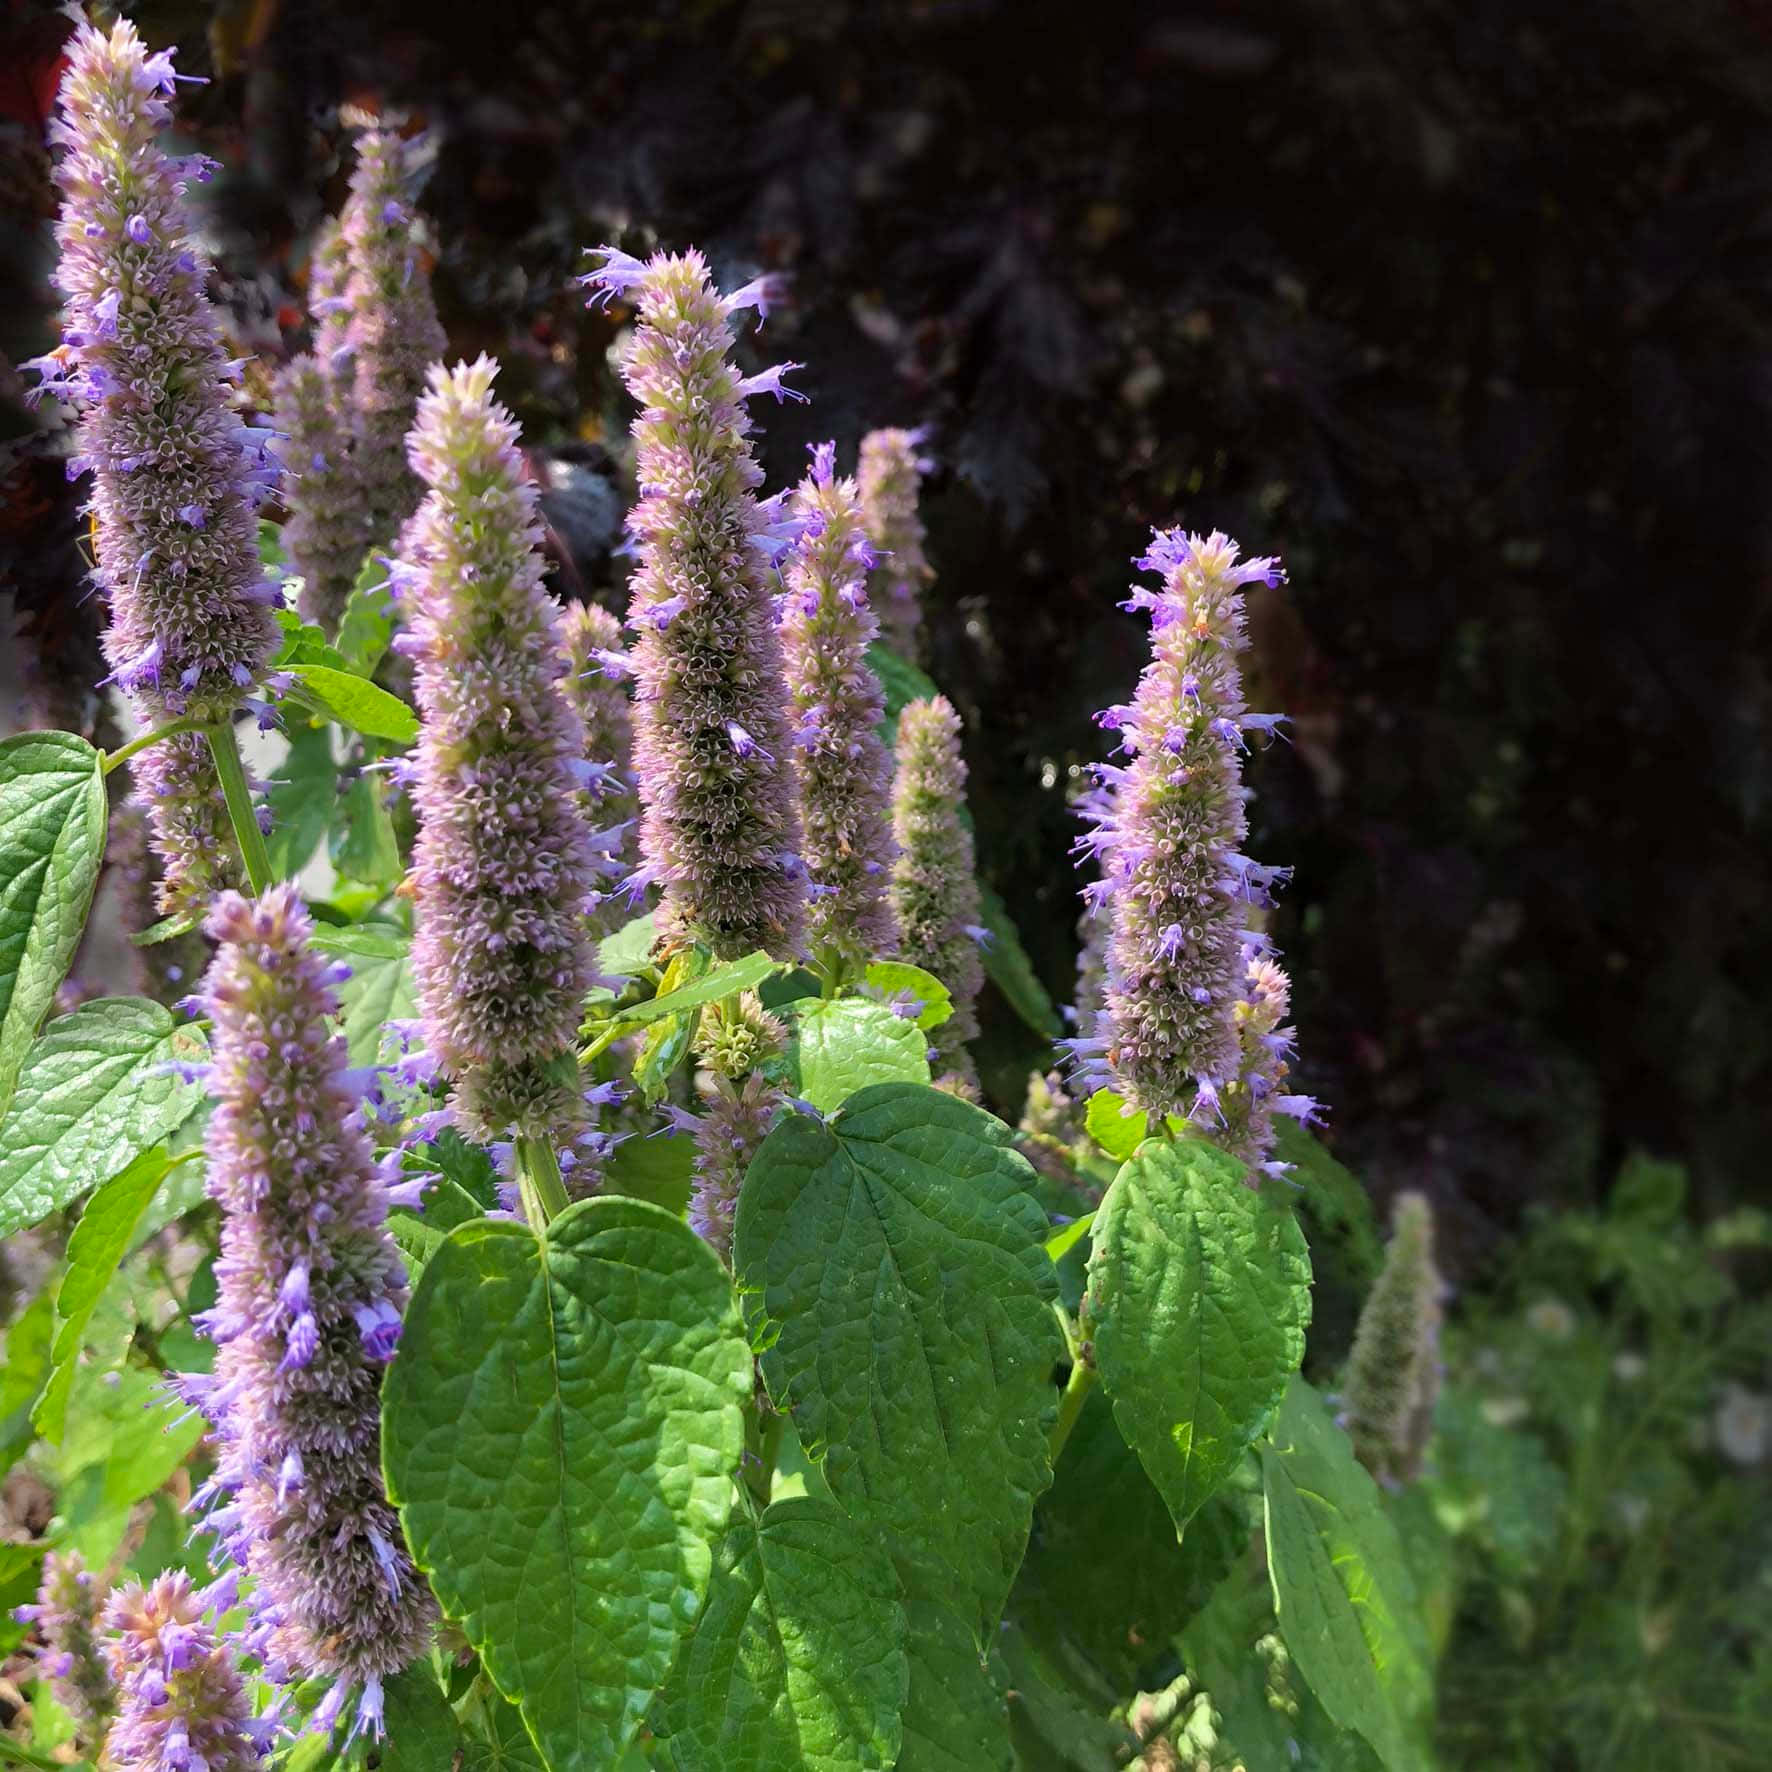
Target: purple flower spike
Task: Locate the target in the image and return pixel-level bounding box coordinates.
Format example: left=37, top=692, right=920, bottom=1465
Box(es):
left=1084, top=526, right=1313, bottom=1163
left=194, top=886, right=436, bottom=1701
left=858, top=428, right=936, bottom=664
left=889, top=697, right=983, bottom=1091
left=43, top=17, right=278, bottom=913
left=274, top=353, right=367, bottom=634
left=23, top=1552, right=114, bottom=1743
left=401, top=358, right=601, bottom=1140
left=559, top=601, right=642, bottom=934
left=780, top=444, right=898, bottom=971
left=341, top=132, right=445, bottom=547
left=604, top=247, right=807, bottom=960
left=102, top=1573, right=263, bottom=1772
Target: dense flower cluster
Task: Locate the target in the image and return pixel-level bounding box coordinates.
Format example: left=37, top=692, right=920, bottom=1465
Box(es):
left=402, top=357, right=601, bottom=1140
left=584, top=246, right=806, bottom=960
left=559, top=599, right=641, bottom=935
left=16, top=1551, right=114, bottom=1739
left=688, top=991, right=786, bottom=1259
left=190, top=886, right=435, bottom=1731
left=37, top=17, right=279, bottom=912
left=341, top=132, right=446, bottom=547
left=1343, top=1191, right=1445, bottom=1487
left=889, top=695, right=983, bottom=1088
left=102, top=1574, right=268, bottom=1772
left=1077, top=528, right=1315, bottom=1167
left=858, top=427, right=935, bottom=662
left=780, top=442, right=898, bottom=971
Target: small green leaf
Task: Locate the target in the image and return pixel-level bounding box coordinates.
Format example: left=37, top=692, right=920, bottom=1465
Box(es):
left=601, top=1128, right=693, bottom=1216
left=0, top=1291, right=54, bottom=1472
left=382, top=1196, right=752, bottom=1772
left=597, top=910, right=660, bottom=981
left=270, top=608, right=350, bottom=671
left=787, top=998, right=930, bottom=1114
left=0, top=732, right=108, bottom=1123
left=35, top=1148, right=172, bottom=1442
left=1087, top=1137, right=1311, bottom=1531
left=461, top=1688, right=548, bottom=1772
left=334, top=556, right=395, bottom=676
left=0, top=999, right=205, bottom=1237
left=258, top=517, right=287, bottom=571
left=735, top=1083, right=1060, bottom=1629
left=894, top=1594, right=1011, bottom=1772
left=600, top=950, right=781, bottom=1036
left=656, top=1496, right=907, bottom=1771
left=976, top=884, right=1061, bottom=1040
left=1259, top=1378, right=1433, bottom=1772
left=309, top=925, right=415, bottom=1066
left=331, top=774, right=402, bottom=891
left=264, top=722, right=339, bottom=879
left=862, top=961, right=952, bottom=1030
left=1084, top=1089, right=1148, bottom=1161
left=379, top=1663, right=464, bottom=1772
left=281, top=663, right=417, bottom=745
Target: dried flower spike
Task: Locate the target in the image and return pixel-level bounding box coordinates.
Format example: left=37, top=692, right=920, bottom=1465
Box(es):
left=38, top=16, right=279, bottom=911
left=194, top=885, right=435, bottom=1729
left=1343, top=1191, right=1445, bottom=1486
left=16, top=1551, right=114, bottom=1740
left=403, top=356, right=600, bottom=1140
left=858, top=428, right=935, bottom=663
left=102, top=1573, right=266, bottom=1772
left=342, top=131, right=445, bottom=547
left=781, top=441, right=898, bottom=972
left=584, top=245, right=806, bottom=960
left=889, top=695, right=983, bottom=1089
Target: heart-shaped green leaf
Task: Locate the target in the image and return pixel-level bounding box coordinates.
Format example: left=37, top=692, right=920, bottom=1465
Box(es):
left=382, top=1196, right=752, bottom=1772
left=787, top=998, right=929, bottom=1114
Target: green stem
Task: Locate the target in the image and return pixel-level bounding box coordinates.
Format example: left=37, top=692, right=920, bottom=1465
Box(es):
left=103, top=716, right=206, bottom=776
left=205, top=720, right=274, bottom=894
left=1048, top=1338, right=1097, bottom=1463
left=515, top=1135, right=571, bottom=1230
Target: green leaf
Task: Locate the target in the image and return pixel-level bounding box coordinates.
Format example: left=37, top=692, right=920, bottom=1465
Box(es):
left=1087, top=1137, right=1311, bottom=1531
left=1084, top=1089, right=1147, bottom=1161
left=334, top=556, right=395, bottom=676
left=460, top=1687, right=548, bottom=1772
left=1274, top=1121, right=1384, bottom=1289
left=258, top=517, right=287, bottom=571
left=1259, top=1378, right=1433, bottom=1772
left=35, top=1148, right=172, bottom=1442
left=379, top=1663, right=464, bottom=1772
left=0, top=732, right=108, bottom=1124
left=786, top=998, right=929, bottom=1115
left=894, top=1594, right=1011, bottom=1772
left=598, top=910, right=660, bottom=981
left=602, top=1128, right=693, bottom=1217
left=0, top=1291, right=54, bottom=1472
left=264, top=722, right=339, bottom=880
left=862, top=961, right=952, bottom=1031
left=382, top=1196, right=752, bottom=1772
left=0, top=998, right=205, bottom=1236
left=1011, top=1390, right=1249, bottom=1689
left=308, top=925, right=415, bottom=1066
left=976, top=884, right=1061, bottom=1040
left=281, top=662, right=417, bottom=745
left=601, top=950, right=781, bottom=1037
left=330, top=773, right=402, bottom=891
left=734, top=1083, right=1061, bottom=1629
left=270, top=608, right=350, bottom=671
left=656, top=1496, right=907, bottom=1771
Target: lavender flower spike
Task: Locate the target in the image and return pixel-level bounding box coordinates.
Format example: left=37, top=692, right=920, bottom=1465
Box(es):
left=587, top=245, right=806, bottom=960
left=1083, top=527, right=1291, bottom=1127
left=858, top=427, right=935, bottom=663
left=689, top=992, right=787, bottom=1260
left=342, top=131, right=445, bottom=546
left=196, top=886, right=435, bottom=1718
left=274, top=354, right=365, bottom=633
left=102, top=1573, right=265, bottom=1772
left=20, top=1551, right=114, bottom=1740
left=781, top=441, right=898, bottom=972
left=559, top=600, right=640, bottom=934
left=43, top=17, right=278, bottom=911
left=889, top=696, right=983, bottom=1089
left=404, top=357, right=600, bottom=1139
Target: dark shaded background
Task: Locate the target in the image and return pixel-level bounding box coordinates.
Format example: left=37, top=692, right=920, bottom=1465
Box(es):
left=5, top=0, right=1770, bottom=1268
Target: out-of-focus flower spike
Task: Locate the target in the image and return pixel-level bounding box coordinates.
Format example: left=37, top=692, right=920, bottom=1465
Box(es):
left=559, top=601, right=641, bottom=933
left=21, top=1552, right=114, bottom=1744
left=858, top=427, right=936, bottom=664
left=273, top=354, right=365, bottom=633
